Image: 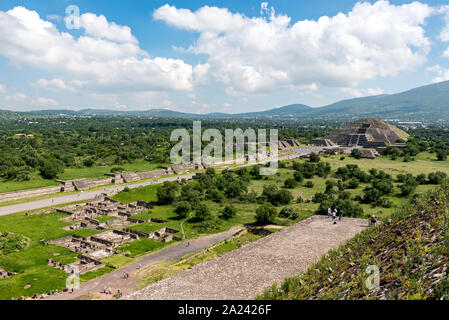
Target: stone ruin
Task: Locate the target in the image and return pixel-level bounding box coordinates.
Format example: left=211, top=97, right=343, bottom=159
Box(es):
left=278, top=139, right=301, bottom=149
left=126, top=227, right=180, bottom=243
left=0, top=267, right=12, bottom=279
left=309, top=118, right=409, bottom=158
left=57, top=194, right=151, bottom=226
left=323, top=118, right=408, bottom=148
left=44, top=195, right=178, bottom=274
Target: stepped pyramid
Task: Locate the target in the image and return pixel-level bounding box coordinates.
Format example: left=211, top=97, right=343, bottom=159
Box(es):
left=324, top=118, right=408, bottom=147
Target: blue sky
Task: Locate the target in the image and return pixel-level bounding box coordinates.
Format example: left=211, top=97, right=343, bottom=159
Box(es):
left=0, top=0, right=449, bottom=113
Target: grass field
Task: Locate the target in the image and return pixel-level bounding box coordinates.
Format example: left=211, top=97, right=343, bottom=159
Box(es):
left=0, top=160, right=168, bottom=194
left=0, top=210, right=101, bottom=299
left=0, top=153, right=445, bottom=300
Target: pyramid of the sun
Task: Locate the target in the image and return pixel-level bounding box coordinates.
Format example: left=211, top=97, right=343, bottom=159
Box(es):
left=324, top=118, right=409, bottom=148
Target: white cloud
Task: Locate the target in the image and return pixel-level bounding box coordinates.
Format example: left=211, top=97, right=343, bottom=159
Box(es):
left=0, top=84, right=6, bottom=94
left=439, top=5, right=449, bottom=42
left=77, top=13, right=138, bottom=44
left=340, top=87, right=384, bottom=98
left=427, top=64, right=449, bottom=82
left=0, top=6, right=193, bottom=96
left=31, top=78, right=76, bottom=91
left=154, top=1, right=433, bottom=95
left=6, top=92, right=27, bottom=102
left=31, top=97, right=57, bottom=107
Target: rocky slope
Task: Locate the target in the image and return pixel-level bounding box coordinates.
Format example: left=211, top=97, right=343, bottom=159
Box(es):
left=260, top=185, right=449, bottom=300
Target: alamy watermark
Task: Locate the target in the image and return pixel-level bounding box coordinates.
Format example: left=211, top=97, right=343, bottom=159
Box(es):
left=365, top=265, right=380, bottom=291
left=65, top=5, right=80, bottom=30
left=66, top=265, right=80, bottom=290
left=170, top=121, right=279, bottom=175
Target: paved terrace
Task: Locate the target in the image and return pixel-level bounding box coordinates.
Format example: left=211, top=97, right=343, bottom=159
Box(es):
left=0, top=174, right=195, bottom=217
left=126, top=215, right=367, bottom=300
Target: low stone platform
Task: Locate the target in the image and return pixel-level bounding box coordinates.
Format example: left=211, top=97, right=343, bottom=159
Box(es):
left=126, top=216, right=367, bottom=300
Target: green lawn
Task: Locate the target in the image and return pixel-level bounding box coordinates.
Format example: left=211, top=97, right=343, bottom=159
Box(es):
left=0, top=172, right=59, bottom=194
left=118, top=238, right=170, bottom=257
left=128, top=222, right=167, bottom=234
left=95, top=216, right=118, bottom=223
left=0, top=160, right=168, bottom=194
left=0, top=210, right=101, bottom=300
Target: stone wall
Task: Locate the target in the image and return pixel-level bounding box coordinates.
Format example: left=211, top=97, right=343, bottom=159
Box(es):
left=0, top=185, right=62, bottom=202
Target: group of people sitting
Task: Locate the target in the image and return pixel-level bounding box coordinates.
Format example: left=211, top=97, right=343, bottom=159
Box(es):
left=368, top=215, right=377, bottom=226
left=327, top=207, right=343, bottom=222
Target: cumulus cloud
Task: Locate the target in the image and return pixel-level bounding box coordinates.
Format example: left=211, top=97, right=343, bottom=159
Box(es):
left=0, top=84, right=6, bottom=94
left=427, top=65, right=449, bottom=82
left=31, top=97, right=57, bottom=107
left=31, top=78, right=76, bottom=91
left=77, top=13, right=138, bottom=44
left=6, top=92, right=27, bottom=102
left=340, top=87, right=384, bottom=98
left=154, top=1, right=433, bottom=95
left=0, top=6, right=193, bottom=95
left=439, top=5, right=449, bottom=42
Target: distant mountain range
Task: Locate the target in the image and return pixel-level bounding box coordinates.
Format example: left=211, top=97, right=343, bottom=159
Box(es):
left=2, top=80, right=449, bottom=122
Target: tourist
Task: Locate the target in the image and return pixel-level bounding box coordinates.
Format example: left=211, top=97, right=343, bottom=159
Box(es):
left=328, top=207, right=332, bottom=217
left=338, top=210, right=343, bottom=221
left=332, top=209, right=337, bottom=220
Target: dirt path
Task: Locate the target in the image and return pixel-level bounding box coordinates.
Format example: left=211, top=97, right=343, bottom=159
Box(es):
left=126, top=216, right=368, bottom=300
left=44, top=226, right=243, bottom=300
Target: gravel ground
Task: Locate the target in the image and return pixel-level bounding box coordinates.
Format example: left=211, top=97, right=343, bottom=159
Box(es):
left=126, top=215, right=367, bottom=300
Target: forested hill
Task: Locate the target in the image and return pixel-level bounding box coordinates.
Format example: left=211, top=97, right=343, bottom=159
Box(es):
left=2, top=80, right=449, bottom=121
left=260, top=185, right=449, bottom=300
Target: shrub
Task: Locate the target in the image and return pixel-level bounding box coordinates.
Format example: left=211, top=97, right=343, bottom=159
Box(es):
left=309, top=153, right=320, bottom=163
left=351, top=149, right=362, bottom=159
left=284, top=178, right=298, bottom=189
left=428, top=171, right=448, bottom=185
left=195, top=203, right=212, bottom=221
left=293, top=171, right=304, bottom=183
left=255, top=204, right=278, bottom=224
left=316, top=199, right=363, bottom=217
left=157, top=181, right=179, bottom=205
left=175, top=201, right=192, bottom=218
left=304, top=181, right=314, bottom=188
left=111, top=167, right=125, bottom=173
left=221, top=205, right=237, bottom=220
left=347, top=179, right=360, bottom=189
left=436, top=150, right=447, bottom=161
left=39, top=159, right=64, bottom=179
left=197, top=218, right=222, bottom=233
left=279, top=207, right=298, bottom=220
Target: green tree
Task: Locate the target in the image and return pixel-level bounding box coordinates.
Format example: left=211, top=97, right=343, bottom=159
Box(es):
left=351, top=149, right=362, bottom=159
left=175, top=201, right=192, bottom=218
left=221, top=205, right=237, bottom=220
left=284, top=178, right=298, bottom=189
left=309, top=153, right=320, bottom=163
left=157, top=181, right=179, bottom=205
left=195, top=203, right=212, bottom=221
left=39, top=159, right=64, bottom=179
left=255, top=204, right=278, bottom=225
left=437, top=149, right=447, bottom=161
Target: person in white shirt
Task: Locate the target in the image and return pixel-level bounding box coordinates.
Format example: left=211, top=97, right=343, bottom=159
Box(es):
left=332, top=209, right=337, bottom=219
